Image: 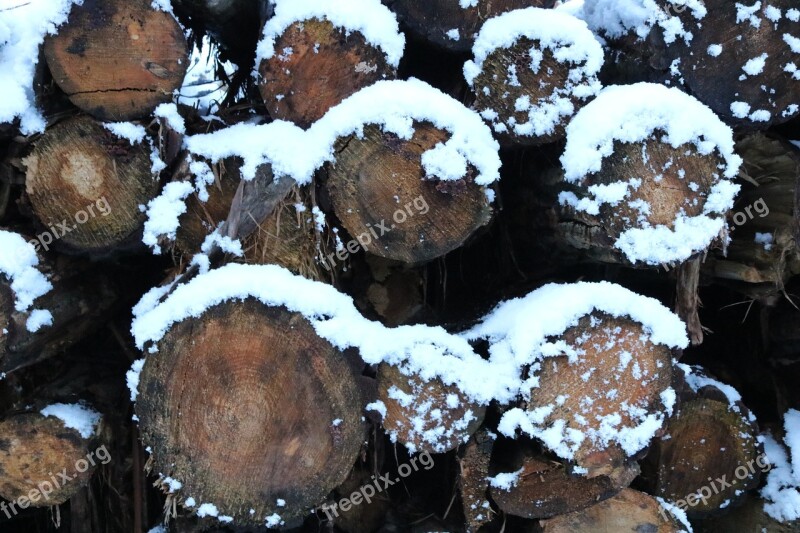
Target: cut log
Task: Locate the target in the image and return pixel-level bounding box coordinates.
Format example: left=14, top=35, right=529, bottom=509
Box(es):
left=464, top=8, right=603, bottom=145
left=377, top=363, right=485, bottom=454
left=524, top=313, right=674, bottom=473
left=0, top=405, right=103, bottom=507
left=663, top=0, right=800, bottom=128
left=23, top=116, right=161, bottom=256
left=385, top=0, right=554, bottom=52
left=134, top=299, right=363, bottom=524
left=696, top=493, right=798, bottom=533
left=458, top=429, right=494, bottom=531
left=43, top=0, right=189, bottom=121
left=258, top=19, right=396, bottom=128
left=326, top=122, right=493, bottom=264
left=489, top=454, right=639, bottom=520
left=539, top=488, right=687, bottom=532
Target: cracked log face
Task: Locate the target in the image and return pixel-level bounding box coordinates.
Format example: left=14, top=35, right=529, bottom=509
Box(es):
left=0, top=412, right=100, bottom=505
left=387, top=0, right=553, bottom=52
left=326, top=122, right=493, bottom=264
left=23, top=116, right=159, bottom=255
left=44, top=0, right=188, bottom=121
left=134, top=299, right=363, bottom=524
left=258, top=19, right=395, bottom=128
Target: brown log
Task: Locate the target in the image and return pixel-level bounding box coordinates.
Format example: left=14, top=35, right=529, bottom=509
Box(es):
left=489, top=454, right=639, bottom=520
left=325, top=122, right=493, bottom=264
left=134, top=299, right=363, bottom=525
left=385, top=0, right=554, bottom=52
left=524, top=313, right=673, bottom=472
left=458, top=429, right=494, bottom=531
left=23, top=116, right=161, bottom=256
left=539, top=488, right=687, bottom=532
left=0, top=407, right=103, bottom=507
left=377, top=362, right=485, bottom=454
left=0, top=245, right=117, bottom=375
left=696, top=493, right=798, bottom=533
left=258, top=19, right=396, bottom=128
left=43, top=0, right=189, bottom=121
left=662, top=0, right=800, bottom=128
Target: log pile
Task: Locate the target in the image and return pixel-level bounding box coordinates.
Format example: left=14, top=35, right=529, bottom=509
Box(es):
left=1, top=0, right=799, bottom=532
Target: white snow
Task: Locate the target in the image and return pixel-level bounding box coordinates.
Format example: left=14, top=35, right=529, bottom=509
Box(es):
left=560, top=83, right=741, bottom=265
left=742, top=53, right=768, bottom=76
left=265, top=513, right=284, bottom=527
left=142, top=181, right=195, bottom=254
left=151, top=0, right=173, bottom=15
left=178, top=36, right=236, bottom=115
left=127, top=359, right=145, bottom=401
left=463, top=8, right=604, bottom=138
left=707, top=44, right=723, bottom=57
left=755, top=232, right=774, bottom=251
left=487, top=468, right=524, bottom=490
left=365, top=400, right=387, bottom=418
left=762, top=409, right=800, bottom=522
left=103, top=122, right=147, bottom=144
left=0, top=0, right=80, bottom=134
left=196, top=503, right=219, bottom=518
left=679, top=364, right=756, bottom=422
left=187, top=79, right=501, bottom=186
left=578, top=0, right=706, bottom=44
left=656, top=497, right=693, bottom=532
left=256, top=0, right=405, bottom=68
left=40, top=402, right=101, bottom=438
left=0, top=229, right=53, bottom=329
left=154, top=103, right=186, bottom=134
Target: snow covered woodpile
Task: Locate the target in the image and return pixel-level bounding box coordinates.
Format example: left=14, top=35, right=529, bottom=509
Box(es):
left=0, top=0, right=799, bottom=531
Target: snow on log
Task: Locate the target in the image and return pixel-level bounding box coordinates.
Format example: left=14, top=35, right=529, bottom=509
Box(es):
left=256, top=0, right=404, bottom=127
left=43, top=0, right=189, bottom=121
left=539, top=488, right=690, bottom=532
left=23, top=116, right=161, bottom=256
left=0, top=229, right=117, bottom=374
left=558, top=83, right=741, bottom=266
left=385, top=0, right=555, bottom=52
left=759, top=409, right=800, bottom=524
left=465, top=282, right=687, bottom=473
left=323, top=80, right=499, bottom=264
left=463, top=7, right=603, bottom=145
left=376, top=362, right=485, bottom=453
left=132, top=298, right=363, bottom=526
left=0, top=402, right=102, bottom=505
left=647, top=365, right=761, bottom=518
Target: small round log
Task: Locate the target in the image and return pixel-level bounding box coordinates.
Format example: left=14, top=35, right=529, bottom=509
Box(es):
left=326, top=122, right=493, bottom=264
left=0, top=409, right=102, bottom=506
left=386, top=0, right=554, bottom=52
left=539, top=488, right=687, bottom=532
left=43, top=0, right=188, bottom=121
left=23, top=116, right=160, bottom=256
left=135, top=299, right=363, bottom=524
left=377, top=363, right=485, bottom=454
left=258, top=19, right=396, bottom=128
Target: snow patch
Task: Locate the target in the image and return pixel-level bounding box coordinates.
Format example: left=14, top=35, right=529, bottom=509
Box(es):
left=40, top=402, right=101, bottom=438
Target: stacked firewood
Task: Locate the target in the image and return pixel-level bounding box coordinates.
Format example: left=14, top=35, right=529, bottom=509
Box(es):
left=1, top=0, right=799, bottom=532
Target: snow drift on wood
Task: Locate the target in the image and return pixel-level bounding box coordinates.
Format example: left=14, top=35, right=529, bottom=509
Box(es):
left=463, top=7, right=604, bottom=139
left=761, top=409, right=800, bottom=522
left=40, top=402, right=101, bottom=438
left=0, top=230, right=53, bottom=331
left=0, top=0, right=80, bottom=133
left=256, top=0, right=405, bottom=68
left=579, top=0, right=706, bottom=44
left=559, top=83, right=741, bottom=265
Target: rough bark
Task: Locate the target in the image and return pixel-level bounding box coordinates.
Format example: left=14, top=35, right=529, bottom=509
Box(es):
left=377, top=363, right=485, bottom=454
left=134, top=299, right=363, bottom=524
left=458, top=429, right=494, bottom=531
left=539, top=488, right=686, bottom=532
left=258, top=19, right=396, bottom=128
left=696, top=493, right=798, bottom=533
left=43, top=0, right=189, bottom=121
left=0, top=410, right=102, bottom=506
left=525, top=313, right=673, bottom=472
left=326, top=122, right=493, bottom=264
left=385, top=0, right=554, bottom=52
left=23, top=116, right=160, bottom=256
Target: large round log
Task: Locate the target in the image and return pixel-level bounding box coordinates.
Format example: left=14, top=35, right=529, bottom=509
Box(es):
left=326, top=122, right=493, bottom=264
left=134, top=299, right=363, bottom=525
left=23, top=116, right=160, bottom=256
left=44, top=0, right=188, bottom=121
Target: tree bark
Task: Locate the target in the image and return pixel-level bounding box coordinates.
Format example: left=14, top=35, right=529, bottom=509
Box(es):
left=134, top=299, right=364, bottom=525
left=325, top=122, right=493, bottom=264
left=258, top=19, right=396, bottom=128
left=23, top=116, right=161, bottom=257
left=43, top=0, right=189, bottom=121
